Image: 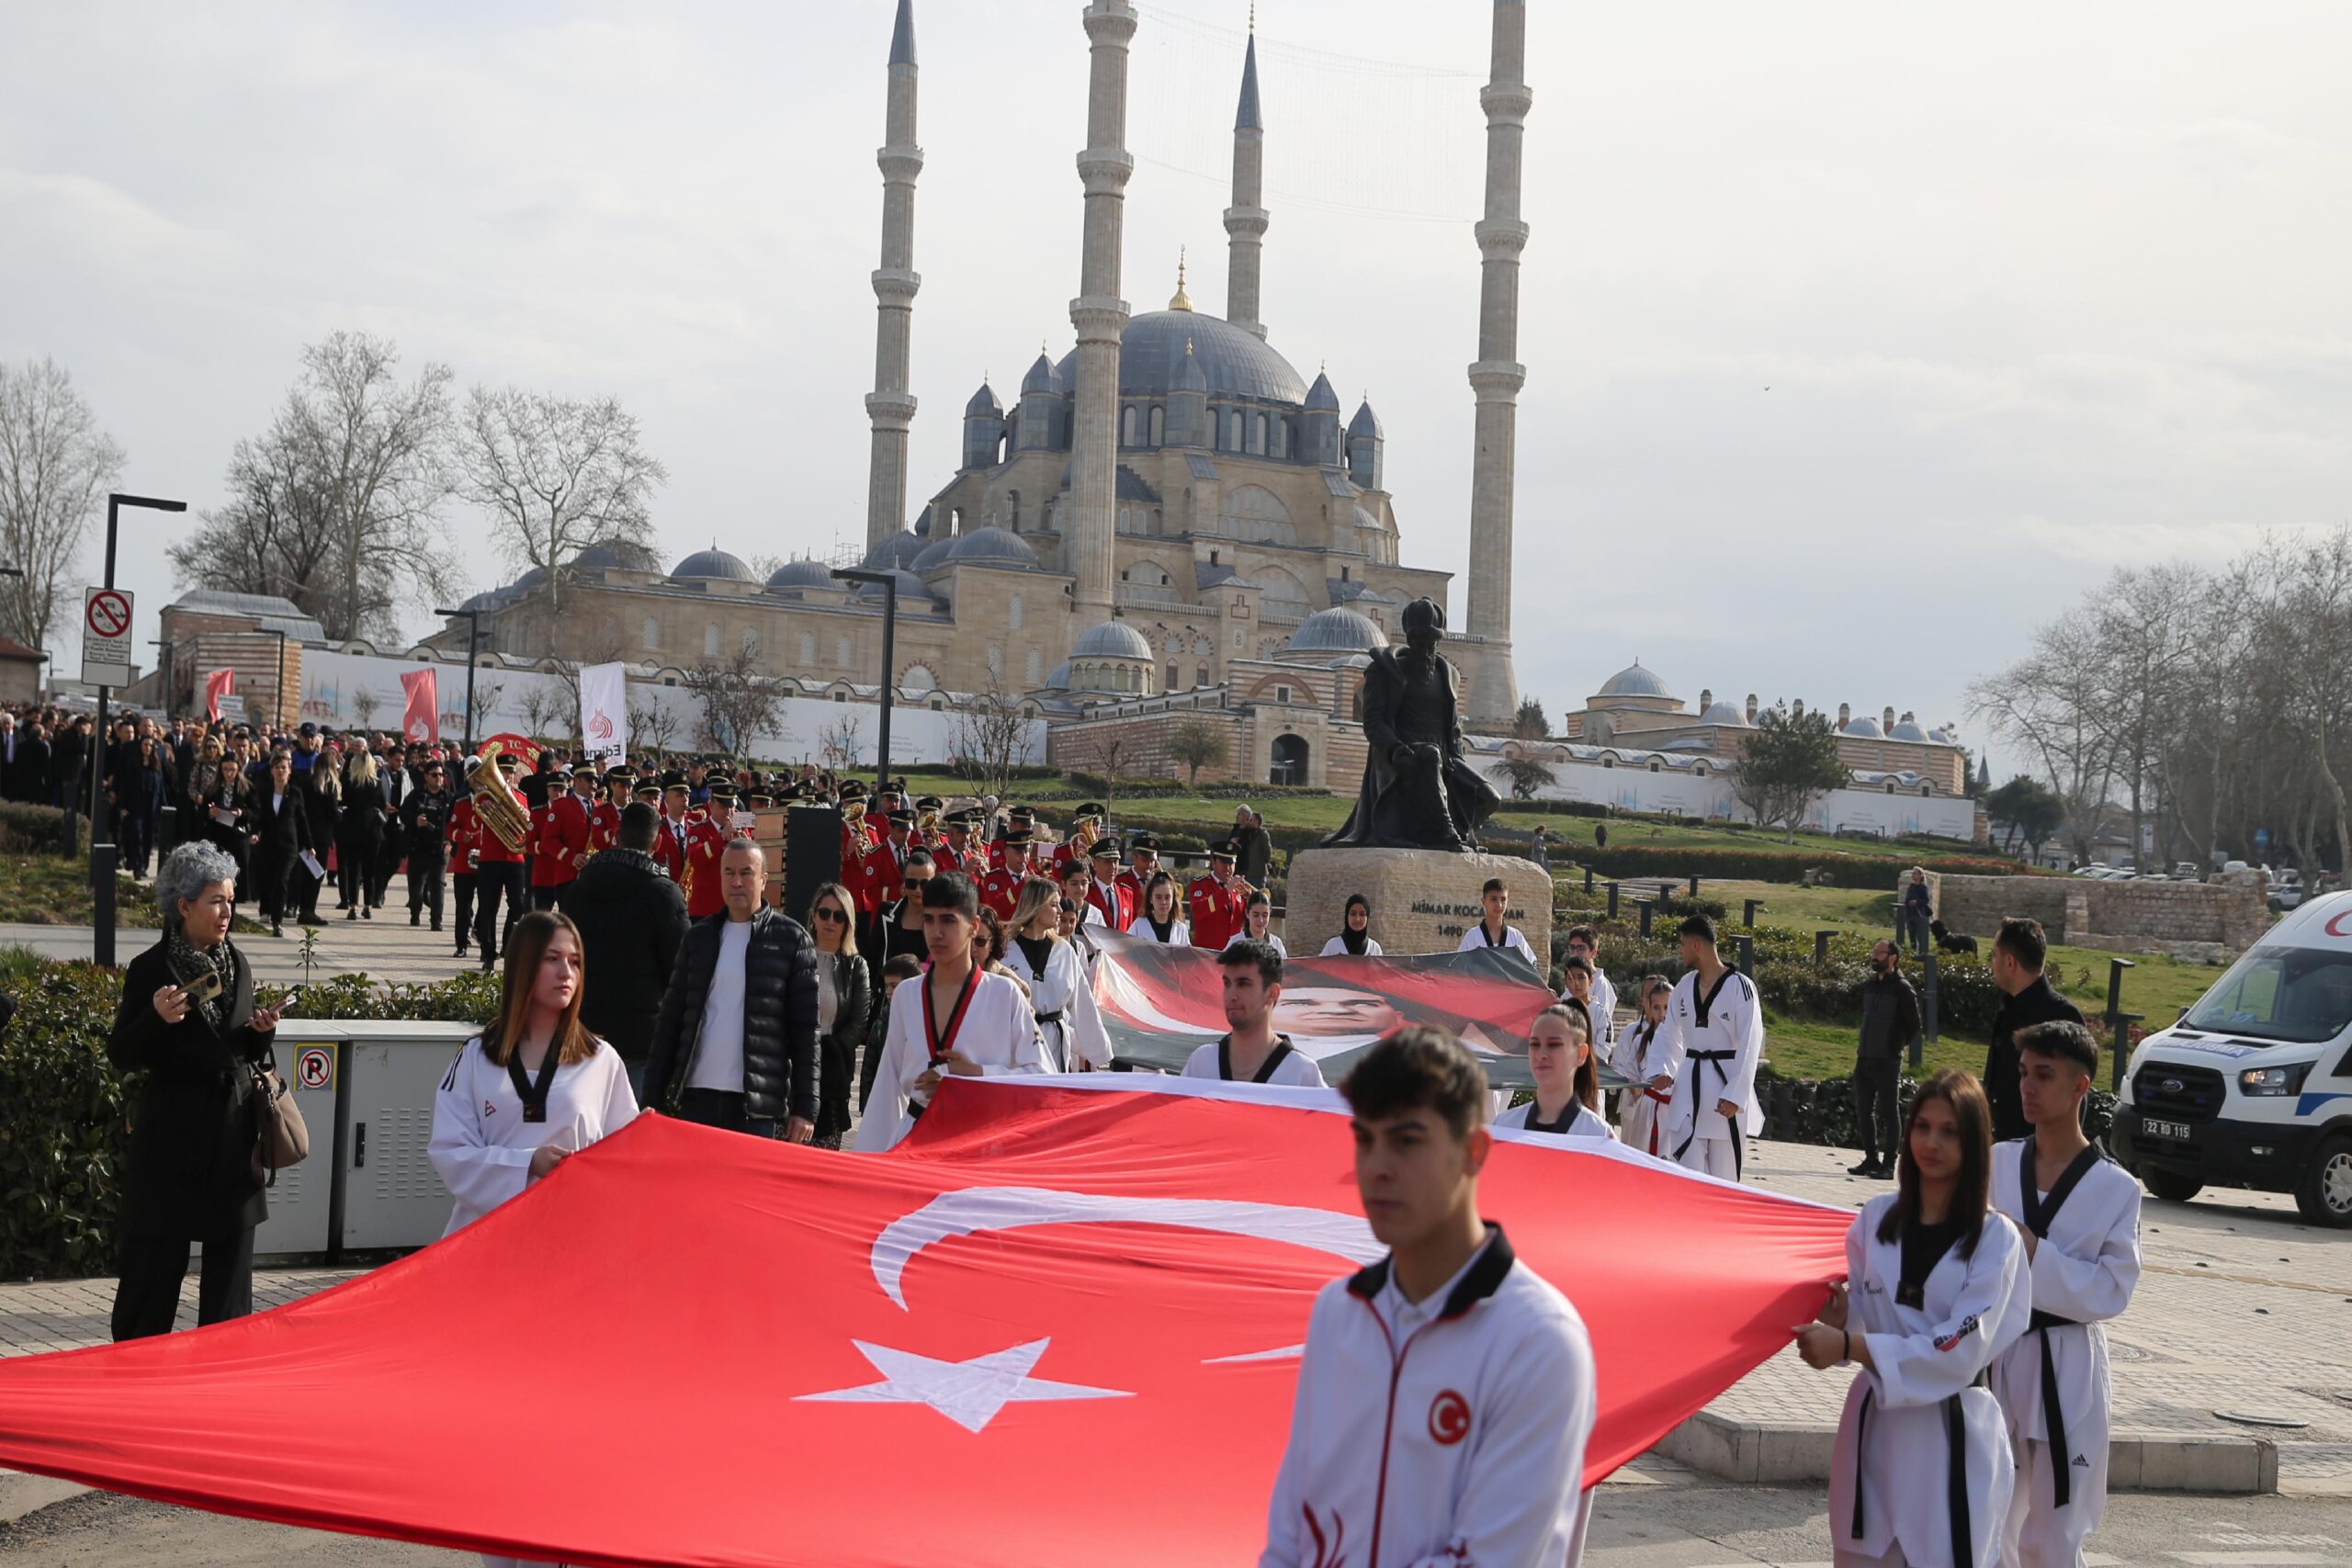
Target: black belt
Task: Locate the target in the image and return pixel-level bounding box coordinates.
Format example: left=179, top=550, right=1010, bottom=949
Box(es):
left=1851, top=1378, right=1977, bottom=1567
left=2029, top=1309, right=2083, bottom=1508
left=1671, top=1050, right=1741, bottom=1170
left=1034, top=1010, right=1065, bottom=1026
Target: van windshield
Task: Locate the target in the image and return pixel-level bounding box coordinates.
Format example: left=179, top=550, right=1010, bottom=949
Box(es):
left=2184, top=944, right=2352, bottom=1044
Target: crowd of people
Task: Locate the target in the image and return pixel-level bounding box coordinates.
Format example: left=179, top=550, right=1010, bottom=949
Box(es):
left=80, top=702, right=2140, bottom=1565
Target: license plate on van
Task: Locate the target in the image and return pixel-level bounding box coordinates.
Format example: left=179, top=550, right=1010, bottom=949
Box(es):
left=2143, top=1118, right=2192, bottom=1142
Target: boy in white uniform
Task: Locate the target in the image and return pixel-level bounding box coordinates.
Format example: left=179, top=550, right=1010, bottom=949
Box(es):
left=1456, top=876, right=1539, bottom=967
left=1182, top=939, right=1329, bottom=1089
left=1657, top=914, right=1765, bottom=1181
left=1261, top=1027, right=1596, bottom=1567
left=854, top=871, right=1047, bottom=1152
left=1990, top=1021, right=2142, bottom=1567
left=1558, top=924, right=1615, bottom=1050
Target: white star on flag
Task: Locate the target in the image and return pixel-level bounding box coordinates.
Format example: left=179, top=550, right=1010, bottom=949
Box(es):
left=795, top=1338, right=1133, bottom=1433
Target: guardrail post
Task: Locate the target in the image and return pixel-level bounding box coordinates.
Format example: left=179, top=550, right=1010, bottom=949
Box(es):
left=1736, top=933, right=1754, bottom=975
left=1815, top=929, right=1832, bottom=966
left=1919, top=950, right=1939, bottom=1059
left=1688, top=874, right=1701, bottom=897
left=2104, top=958, right=2139, bottom=1092
left=1744, top=897, right=1760, bottom=928
left=1606, top=882, right=1619, bottom=919
left=1636, top=899, right=1653, bottom=937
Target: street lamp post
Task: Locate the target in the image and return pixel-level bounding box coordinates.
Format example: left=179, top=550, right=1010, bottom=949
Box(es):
left=264, top=627, right=288, bottom=730
left=87, top=492, right=188, bottom=967
left=432, top=607, right=492, bottom=755
left=831, top=570, right=898, bottom=796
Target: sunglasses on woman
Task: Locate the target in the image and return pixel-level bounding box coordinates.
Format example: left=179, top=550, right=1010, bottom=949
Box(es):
left=812, top=905, right=846, bottom=923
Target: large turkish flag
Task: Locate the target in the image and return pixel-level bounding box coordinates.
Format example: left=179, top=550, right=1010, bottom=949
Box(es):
left=0, top=1077, right=1847, bottom=1566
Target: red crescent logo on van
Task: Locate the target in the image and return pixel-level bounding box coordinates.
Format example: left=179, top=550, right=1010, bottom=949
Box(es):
left=2326, top=909, right=2352, bottom=939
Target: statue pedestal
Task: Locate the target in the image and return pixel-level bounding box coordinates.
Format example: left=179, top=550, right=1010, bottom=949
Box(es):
left=1285, top=848, right=1553, bottom=974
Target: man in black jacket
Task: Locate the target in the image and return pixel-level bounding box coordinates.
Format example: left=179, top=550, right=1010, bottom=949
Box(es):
left=1985, top=915, right=2085, bottom=1142
left=642, top=840, right=819, bottom=1142
left=395, top=758, right=454, bottom=931
left=1849, top=939, right=1922, bottom=1177
left=568, top=803, right=689, bottom=1091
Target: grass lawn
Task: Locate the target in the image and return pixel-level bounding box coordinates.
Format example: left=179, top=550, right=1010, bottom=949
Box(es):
left=0, top=852, right=271, bottom=935
left=1762, top=1011, right=1987, bottom=1081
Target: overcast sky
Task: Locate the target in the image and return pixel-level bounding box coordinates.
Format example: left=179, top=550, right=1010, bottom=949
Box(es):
left=6, top=1, right=2349, bottom=774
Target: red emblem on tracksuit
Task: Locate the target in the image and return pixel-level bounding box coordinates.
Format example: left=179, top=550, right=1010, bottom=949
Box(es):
left=1428, top=1389, right=1470, bottom=1446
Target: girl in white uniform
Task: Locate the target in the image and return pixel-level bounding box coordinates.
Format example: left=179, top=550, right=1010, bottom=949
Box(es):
left=1793, top=1068, right=2031, bottom=1568
left=428, top=909, right=638, bottom=1568
left=1495, top=1004, right=1615, bottom=1140
left=1224, top=889, right=1286, bottom=957
left=1317, top=892, right=1385, bottom=957
left=1611, top=976, right=1678, bottom=1156
left=1004, top=880, right=1114, bottom=1073
left=1125, top=870, right=1192, bottom=945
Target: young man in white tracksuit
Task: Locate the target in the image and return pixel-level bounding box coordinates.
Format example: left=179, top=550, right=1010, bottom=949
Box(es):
left=1657, top=914, right=1765, bottom=1181
left=1260, top=1027, right=1596, bottom=1567
left=1989, top=1021, right=2142, bottom=1567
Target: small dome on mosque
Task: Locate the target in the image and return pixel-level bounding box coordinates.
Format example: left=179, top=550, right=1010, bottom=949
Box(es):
left=964, top=382, right=1002, bottom=417
left=672, top=548, right=755, bottom=582
left=765, top=558, right=836, bottom=591
left=1597, top=661, right=1675, bottom=700
left=1021, top=354, right=1061, bottom=396
left=1304, top=370, right=1341, bottom=412
left=861, top=530, right=925, bottom=570
left=1348, top=400, right=1383, bottom=438
left=510, top=566, right=548, bottom=593
left=910, top=536, right=955, bottom=572
left=1843, top=716, right=1885, bottom=739
left=1043, top=660, right=1072, bottom=691
left=572, top=541, right=661, bottom=573
left=1285, top=606, right=1389, bottom=654
left=1071, top=619, right=1153, bottom=660
left=1698, top=701, right=1749, bottom=728
left=1888, top=718, right=1930, bottom=742
left=854, top=569, right=936, bottom=605
left=948, top=526, right=1039, bottom=567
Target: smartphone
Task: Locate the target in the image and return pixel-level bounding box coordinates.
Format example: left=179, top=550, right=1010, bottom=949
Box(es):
left=182, top=971, right=223, bottom=1008
left=275, top=985, right=304, bottom=1014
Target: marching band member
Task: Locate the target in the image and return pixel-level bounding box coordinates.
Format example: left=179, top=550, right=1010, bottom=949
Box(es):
left=1186, top=842, right=1250, bottom=951
left=853, top=872, right=1047, bottom=1152
left=655, top=776, right=690, bottom=883
left=1611, top=976, right=1678, bottom=1156
left=1181, top=940, right=1326, bottom=1088
left=1657, top=914, right=1765, bottom=1182
left=1115, top=832, right=1163, bottom=910
left=1456, top=876, right=1539, bottom=967
left=1318, top=892, right=1383, bottom=957
left=445, top=760, right=484, bottom=960
left=1003, top=880, right=1114, bottom=1073
left=470, top=752, right=530, bottom=970
left=1261, top=1028, right=1594, bottom=1568
left=680, top=781, right=734, bottom=921
left=1793, top=1068, right=2030, bottom=1568
left=979, top=829, right=1040, bottom=920
left=1050, top=802, right=1104, bottom=875
left=1990, top=1022, right=2142, bottom=1568
left=1085, top=836, right=1137, bottom=931
left=934, top=808, right=976, bottom=874
left=1125, top=870, right=1192, bottom=944
left=589, top=767, right=628, bottom=856
left=861, top=808, right=919, bottom=919
left=1495, top=1004, right=1613, bottom=1141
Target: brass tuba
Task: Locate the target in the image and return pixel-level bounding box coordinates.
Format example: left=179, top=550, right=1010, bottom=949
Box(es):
left=471, top=734, right=536, bottom=854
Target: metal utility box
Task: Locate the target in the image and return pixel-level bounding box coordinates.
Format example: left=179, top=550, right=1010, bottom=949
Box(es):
left=337, top=1022, right=479, bottom=1252
left=246, top=1036, right=344, bottom=1258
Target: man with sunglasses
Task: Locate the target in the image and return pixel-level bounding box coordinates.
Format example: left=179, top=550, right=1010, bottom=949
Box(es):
left=395, top=757, right=455, bottom=933
left=867, top=847, right=936, bottom=966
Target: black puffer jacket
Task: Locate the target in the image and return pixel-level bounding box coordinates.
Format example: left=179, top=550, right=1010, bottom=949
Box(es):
left=642, top=908, right=820, bottom=1123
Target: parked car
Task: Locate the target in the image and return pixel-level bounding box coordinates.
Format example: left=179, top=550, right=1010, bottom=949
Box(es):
left=2270, top=870, right=2305, bottom=911
left=2111, top=892, right=2352, bottom=1225
left=2170, top=863, right=2202, bottom=882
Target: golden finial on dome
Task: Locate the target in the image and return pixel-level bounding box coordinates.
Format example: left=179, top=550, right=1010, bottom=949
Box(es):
left=1170, top=246, right=1193, bottom=310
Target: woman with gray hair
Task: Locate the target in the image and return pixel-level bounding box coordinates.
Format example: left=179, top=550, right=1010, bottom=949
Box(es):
left=106, top=840, right=282, bottom=1340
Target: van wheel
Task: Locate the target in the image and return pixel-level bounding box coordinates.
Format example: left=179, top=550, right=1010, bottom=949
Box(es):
left=2140, top=1167, right=2202, bottom=1203
left=2295, top=1135, right=2352, bottom=1228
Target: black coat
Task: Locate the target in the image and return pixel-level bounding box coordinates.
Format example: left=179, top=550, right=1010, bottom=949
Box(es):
left=1985, top=974, right=2086, bottom=1141
left=816, top=948, right=873, bottom=1138
left=295, top=766, right=340, bottom=850
left=341, top=775, right=387, bottom=853
left=1, top=732, right=48, bottom=802
left=565, top=847, right=690, bottom=1066
left=644, top=908, right=820, bottom=1124
left=108, top=940, right=272, bottom=1238
left=247, top=784, right=312, bottom=862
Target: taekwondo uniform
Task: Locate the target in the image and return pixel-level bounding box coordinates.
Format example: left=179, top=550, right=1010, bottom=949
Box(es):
left=1181, top=1032, right=1328, bottom=1089
left=428, top=1035, right=638, bottom=1236
left=853, top=969, right=1047, bottom=1152
left=1126, top=913, right=1192, bottom=945
left=1831, top=1195, right=2032, bottom=1568
left=1001, top=934, right=1114, bottom=1074
left=1495, top=1098, right=1615, bottom=1141
left=1570, top=966, right=1618, bottom=1051
left=1317, top=934, right=1385, bottom=956
left=1657, top=966, right=1765, bottom=1181
left=1457, top=920, right=1540, bottom=967
left=1609, top=1015, right=1679, bottom=1158
left=1260, top=1226, right=1595, bottom=1568
left=1224, top=928, right=1287, bottom=957
left=1989, top=1138, right=2142, bottom=1567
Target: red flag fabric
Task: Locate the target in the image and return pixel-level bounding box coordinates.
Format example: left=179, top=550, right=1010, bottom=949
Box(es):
left=399, top=667, right=437, bottom=743
left=202, top=667, right=234, bottom=722
left=0, top=1077, right=1846, bottom=1566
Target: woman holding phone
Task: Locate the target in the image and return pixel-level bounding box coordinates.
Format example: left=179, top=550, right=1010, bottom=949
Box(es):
left=107, top=841, right=284, bottom=1341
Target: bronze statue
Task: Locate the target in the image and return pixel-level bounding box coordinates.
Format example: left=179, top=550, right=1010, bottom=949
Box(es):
left=1323, top=597, right=1498, bottom=852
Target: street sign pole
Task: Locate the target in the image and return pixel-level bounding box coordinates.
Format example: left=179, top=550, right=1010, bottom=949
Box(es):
left=85, top=493, right=186, bottom=966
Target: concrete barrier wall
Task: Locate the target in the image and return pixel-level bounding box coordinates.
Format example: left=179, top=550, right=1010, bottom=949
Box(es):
left=1927, top=871, right=2269, bottom=960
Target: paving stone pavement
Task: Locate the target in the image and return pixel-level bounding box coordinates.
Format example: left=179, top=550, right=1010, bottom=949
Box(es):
left=1732, top=1138, right=2352, bottom=1496
left=0, top=912, right=498, bottom=986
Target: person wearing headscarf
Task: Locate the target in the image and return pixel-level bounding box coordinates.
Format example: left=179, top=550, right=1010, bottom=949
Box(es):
left=1319, top=893, right=1385, bottom=957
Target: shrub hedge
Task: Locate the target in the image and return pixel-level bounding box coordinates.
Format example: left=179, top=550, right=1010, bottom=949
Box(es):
left=1566, top=844, right=2044, bottom=891
left=0, top=801, right=76, bottom=855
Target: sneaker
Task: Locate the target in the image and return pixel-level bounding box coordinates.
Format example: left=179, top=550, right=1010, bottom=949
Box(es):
left=271, top=922, right=284, bottom=938
left=1848, top=1158, right=1885, bottom=1178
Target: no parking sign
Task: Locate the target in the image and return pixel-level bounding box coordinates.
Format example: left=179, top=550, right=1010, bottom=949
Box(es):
left=294, top=1045, right=334, bottom=1091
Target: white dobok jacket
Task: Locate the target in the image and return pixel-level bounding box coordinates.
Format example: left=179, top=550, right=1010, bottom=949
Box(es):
left=1495, top=1099, right=1615, bottom=1141
left=1000, top=935, right=1114, bottom=1074
left=1609, top=1018, right=1676, bottom=1156
left=1657, top=967, right=1765, bottom=1160
left=1261, top=1227, right=1595, bottom=1568
left=1831, top=1194, right=2031, bottom=1568
left=429, top=1036, right=638, bottom=1236
left=852, top=971, right=1047, bottom=1152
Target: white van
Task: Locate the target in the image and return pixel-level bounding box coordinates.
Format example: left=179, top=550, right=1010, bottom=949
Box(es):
left=2112, top=891, right=2352, bottom=1225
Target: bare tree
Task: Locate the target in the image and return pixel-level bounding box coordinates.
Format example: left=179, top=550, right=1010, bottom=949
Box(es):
left=1970, top=617, right=2121, bottom=865
left=818, top=708, right=868, bottom=771
left=0, top=357, right=125, bottom=649
left=949, top=681, right=1031, bottom=799
left=170, top=333, right=453, bottom=641
left=348, top=686, right=381, bottom=729
left=631, top=692, right=682, bottom=761
left=1165, top=715, right=1231, bottom=788
left=684, top=643, right=785, bottom=759
left=453, top=388, right=665, bottom=615
left=514, top=682, right=569, bottom=745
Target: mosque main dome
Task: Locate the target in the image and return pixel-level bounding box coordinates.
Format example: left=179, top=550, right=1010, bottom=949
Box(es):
left=1056, top=310, right=1309, bottom=406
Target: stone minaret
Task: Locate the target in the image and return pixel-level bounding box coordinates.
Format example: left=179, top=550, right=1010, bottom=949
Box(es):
left=865, top=0, right=922, bottom=550
left=1462, top=0, right=1529, bottom=727
left=1067, top=0, right=1138, bottom=624
left=1224, top=17, right=1267, bottom=340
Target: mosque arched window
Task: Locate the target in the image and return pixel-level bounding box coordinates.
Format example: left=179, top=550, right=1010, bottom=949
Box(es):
left=704, top=621, right=720, bottom=658
left=1197, top=661, right=1212, bottom=688
left=1273, top=417, right=1288, bottom=460
left=1149, top=405, right=1164, bottom=445
left=1009, top=593, right=1023, bottom=631
left=642, top=615, right=660, bottom=649
left=1227, top=411, right=1243, bottom=450
left=1122, top=406, right=1137, bottom=446
left=1168, top=662, right=1182, bottom=692
left=1250, top=412, right=1267, bottom=455
left=1025, top=649, right=1041, bottom=687
left=799, top=632, right=816, bottom=664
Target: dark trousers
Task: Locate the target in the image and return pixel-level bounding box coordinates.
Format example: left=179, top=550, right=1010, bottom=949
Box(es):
left=531, top=881, right=568, bottom=912
left=368, top=841, right=400, bottom=907
left=254, top=850, right=295, bottom=925
left=110, top=1226, right=255, bottom=1341
left=1853, top=1055, right=1901, bottom=1165
left=676, top=1086, right=775, bottom=1140
left=407, top=855, right=446, bottom=927
left=474, top=862, right=525, bottom=959
left=451, top=871, right=478, bottom=950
